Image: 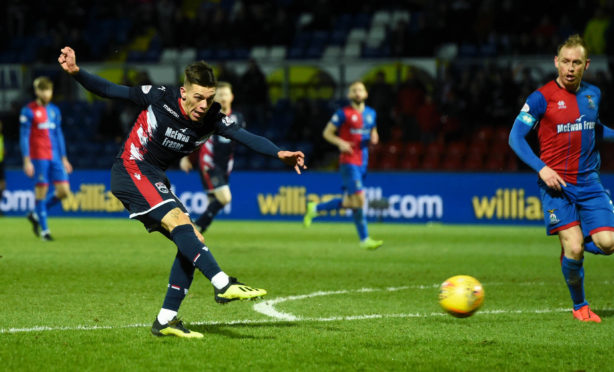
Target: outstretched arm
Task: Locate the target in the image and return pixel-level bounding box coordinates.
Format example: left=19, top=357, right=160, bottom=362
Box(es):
left=58, top=46, right=130, bottom=100
left=222, top=127, right=306, bottom=174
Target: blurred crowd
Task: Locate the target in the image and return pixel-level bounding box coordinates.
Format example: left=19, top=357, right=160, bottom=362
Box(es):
left=3, top=0, right=614, bottom=62
left=3, top=0, right=614, bottom=171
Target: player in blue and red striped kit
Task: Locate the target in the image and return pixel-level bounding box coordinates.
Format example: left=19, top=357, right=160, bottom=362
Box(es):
left=59, top=46, right=306, bottom=338
left=509, top=35, right=614, bottom=323
left=20, top=77, right=73, bottom=241
left=303, top=81, right=383, bottom=250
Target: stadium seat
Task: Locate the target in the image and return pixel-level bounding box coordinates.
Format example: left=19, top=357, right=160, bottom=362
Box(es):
left=390, top=10, right=410, bottom=25
left=371, top=11, right=391, bottom=28
left=484, top=152, right=506, bottom=171
left=343, top=43, right=361, bottom=59
left=352, top=13, right=371, bottom=29
left=347, top=29, right=367, bottom=44
left=475, top=126, right=494, bottom=142
left=330, top=30, right=348, bottom=46
left=493, top=126, right=510, bottom=144
left=160, top=49, right=179, bottom=64
left=250, top=46, right=269, bottom=59
left=366, top=26, right=386, bottom=48
left=378, top=156, right=398, bottom=170
left=447, top=141, right=466, bottom=161
left=322, top=46, right=342, bottom=59
left=405, top=141, right=424, bottom=156
left=178, top=48, right=197, bottom=65
left=441, top=155, right=463, bottom=170
left=269, top=46, right=287, bottom=60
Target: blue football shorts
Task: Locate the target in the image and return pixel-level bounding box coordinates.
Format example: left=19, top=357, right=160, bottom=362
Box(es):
left=32, top=158, right=69, bottom=186
left=340, top=163, right=366, bottom=195
left=539, top=178, right=614, bottom=236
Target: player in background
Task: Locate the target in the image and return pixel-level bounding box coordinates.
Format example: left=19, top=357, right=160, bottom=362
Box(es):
left=0, top=120, right=5, bottom=215
left=59, top=46, right=306, bottom=338
left=179, top=82, right=244, bottom=233
left=20, top=77, right=73, bottom=241
left=509, top=34, right=614, bottom=323
left=303, top=81, right=383, bottom=250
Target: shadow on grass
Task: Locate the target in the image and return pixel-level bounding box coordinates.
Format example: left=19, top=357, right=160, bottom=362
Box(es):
left=595, top=309, right=614, bottom=318
left=192, top=322, right=298, bottom=339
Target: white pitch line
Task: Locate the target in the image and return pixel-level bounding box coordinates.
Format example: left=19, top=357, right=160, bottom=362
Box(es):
left=2, top=281, right=608, bottom=335
left=0, top=308, right=579, bottom=334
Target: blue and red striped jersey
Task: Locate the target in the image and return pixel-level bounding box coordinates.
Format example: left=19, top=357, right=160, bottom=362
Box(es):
left=520, top=80, right=602, bottom=184
left=330, top=105, right=377, bottom=167
left=19, top=101, right=65, bottom=160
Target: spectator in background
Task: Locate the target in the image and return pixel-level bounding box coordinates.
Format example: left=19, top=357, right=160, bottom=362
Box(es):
left=415, top=93, right=440, bottom=143
left=239, top=58, right=269, bottom=127
left=367, top=71, right=394, bottom=142
left=584, top=8, right=610, bottom=55
left=216, top=62, right=239, bottom=88
left=155, top=0, right=176, bottom=47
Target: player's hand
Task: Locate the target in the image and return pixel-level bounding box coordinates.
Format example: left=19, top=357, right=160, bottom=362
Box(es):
left=58, top=46, right=80, bottom=75
left=179, top=156, right=193, bottom=173
left=23, top=161, right=34, bottom=178
left=539, top=166, right=567, bottom=191
left=62, top=157, right=73, bottom=174
left=338, top=140, right=353, bottom=154
left=278, top=150, right=307, bottom=174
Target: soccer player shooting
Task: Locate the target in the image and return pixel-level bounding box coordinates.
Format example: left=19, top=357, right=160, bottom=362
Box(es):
left=58, top=46, right=306, bottom=338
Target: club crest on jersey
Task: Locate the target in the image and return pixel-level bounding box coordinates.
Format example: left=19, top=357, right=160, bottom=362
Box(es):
left=557, top=101, right=566, bottom=110
left=586, top=95, right=595, bottom=109
left=141, top=85, right=152, bottom=94
left=548, top=209, right=560, bottom=225
left=155, top=182, right=169, bottom=193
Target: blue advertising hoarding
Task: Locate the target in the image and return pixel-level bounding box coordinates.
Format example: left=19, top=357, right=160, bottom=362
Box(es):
left=3, top=169, right=614, bottom=226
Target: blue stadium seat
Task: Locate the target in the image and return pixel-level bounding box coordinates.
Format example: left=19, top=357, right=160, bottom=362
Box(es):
left=287, top=47, right=305, bottom=59
left=197, top=48, right=215, bottom=61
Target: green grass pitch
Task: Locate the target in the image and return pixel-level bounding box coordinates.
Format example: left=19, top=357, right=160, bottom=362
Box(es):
left=1, top=217, right=613, bottom=371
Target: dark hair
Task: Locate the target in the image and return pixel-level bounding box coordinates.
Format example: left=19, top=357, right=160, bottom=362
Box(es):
left=557, top=34, right=589, bottom=59
left=184, top=61, right=216, bottom=87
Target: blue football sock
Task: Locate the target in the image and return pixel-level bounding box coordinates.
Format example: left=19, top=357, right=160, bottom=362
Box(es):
left=45, top=194, right=62, bottom=211
left=316, top=197, right=343, bottom=212
left=35, top=199, right=49, bottom=233
left=584, top=240, right=606, bottom=255
left=171, top=224, right=222, bottom=280
left=561, top=256, right=588, bottom=310
left=162, top=251, right=195, bottom=312
left=352, top=208, right=368, bottom=241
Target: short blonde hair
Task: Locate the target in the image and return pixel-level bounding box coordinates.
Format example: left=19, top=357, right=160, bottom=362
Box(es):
left=557, top=34, right=589, bottom=59
left=33, top=76, right=53, bottom=90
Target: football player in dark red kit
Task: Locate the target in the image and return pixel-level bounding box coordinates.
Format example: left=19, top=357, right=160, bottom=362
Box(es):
left=59, top=46, right=306, bottom=338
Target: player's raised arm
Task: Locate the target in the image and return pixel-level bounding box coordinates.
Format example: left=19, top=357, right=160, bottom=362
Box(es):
left=217, top=123, right=306, bottom=174
left=58, top=46, right=131, bottom=100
